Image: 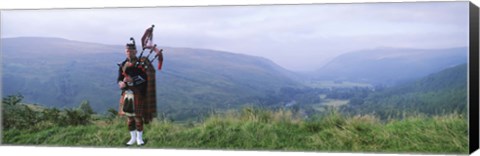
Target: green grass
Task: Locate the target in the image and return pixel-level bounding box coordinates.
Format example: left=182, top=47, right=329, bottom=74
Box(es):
left=2, top=108, right=468, bottom=154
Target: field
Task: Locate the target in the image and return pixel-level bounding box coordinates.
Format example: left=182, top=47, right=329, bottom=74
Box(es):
left=2, top=107, right=468, bottom=154
left=1, top=55, right=469, bottom=154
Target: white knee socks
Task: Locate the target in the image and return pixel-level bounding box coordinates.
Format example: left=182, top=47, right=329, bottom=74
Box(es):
left=136, top=131, right=145, bottom=145
left=126, top=131, right=137, bottom=146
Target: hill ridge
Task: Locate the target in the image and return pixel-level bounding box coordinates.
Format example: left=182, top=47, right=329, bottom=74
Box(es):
left=313, top=46, right=467, bottom=85
left=1, top=37, right=299, bottom=121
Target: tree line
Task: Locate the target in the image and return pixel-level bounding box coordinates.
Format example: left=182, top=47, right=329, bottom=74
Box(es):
left=1, top=94, right=111, bottom=130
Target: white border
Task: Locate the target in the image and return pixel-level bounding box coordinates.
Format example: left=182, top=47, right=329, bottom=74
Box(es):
left=0, top=0, right=478, bottom=156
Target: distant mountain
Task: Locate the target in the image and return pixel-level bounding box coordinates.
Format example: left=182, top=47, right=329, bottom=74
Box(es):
left=1, top=37, right=300, bottom=121
left=313, top=47, right=468, bottom=85
left=343, top=63, right=468, bottom=118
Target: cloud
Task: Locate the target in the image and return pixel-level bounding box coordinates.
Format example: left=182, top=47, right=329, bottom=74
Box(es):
left=1, top=2, right=469, bottom=71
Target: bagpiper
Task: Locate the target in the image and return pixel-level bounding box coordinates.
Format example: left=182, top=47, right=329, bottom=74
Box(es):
left=117, top=25, right=163, bottom=146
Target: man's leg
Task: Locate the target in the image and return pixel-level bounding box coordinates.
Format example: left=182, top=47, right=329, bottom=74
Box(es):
left=135, top=117, right=145, bottom=145
left=126, top=117, right=137, bottom=146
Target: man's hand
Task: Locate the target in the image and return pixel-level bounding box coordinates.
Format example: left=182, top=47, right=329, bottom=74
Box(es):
left=126, top=61, right=134, bottom=67
left=118, top=81, right=126, bottom=89
left=123, top=76, right=133, bottom=83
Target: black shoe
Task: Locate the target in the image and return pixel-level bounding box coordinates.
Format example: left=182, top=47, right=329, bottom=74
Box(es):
left=138, top=140, right=147, bottom=146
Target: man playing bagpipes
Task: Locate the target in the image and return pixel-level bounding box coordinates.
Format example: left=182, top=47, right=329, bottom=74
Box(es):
left=117, top=25, right=163, bottom=146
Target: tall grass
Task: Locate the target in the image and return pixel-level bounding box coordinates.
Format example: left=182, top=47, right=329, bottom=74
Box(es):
left=2, top=107, right=468, bottom=154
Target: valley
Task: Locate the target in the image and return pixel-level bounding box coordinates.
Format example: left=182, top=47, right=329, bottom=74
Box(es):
left=1, top=37, right=469, bottom=121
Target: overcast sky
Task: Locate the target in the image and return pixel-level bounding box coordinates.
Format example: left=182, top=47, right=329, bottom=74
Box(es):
left=0, top=2, right=469, bottom=72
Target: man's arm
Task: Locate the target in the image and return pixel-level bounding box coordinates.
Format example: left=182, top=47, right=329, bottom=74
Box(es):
left=117, top=61, right=127, bottom=89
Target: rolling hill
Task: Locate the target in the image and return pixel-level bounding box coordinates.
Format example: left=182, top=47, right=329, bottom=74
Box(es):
left=1, top=37, right=299, bottom=121
left=2, top=37, right=469, bottom=121
left=313, top=47, right=468, bottom=85
left=342, top=63, right=468, bottom=118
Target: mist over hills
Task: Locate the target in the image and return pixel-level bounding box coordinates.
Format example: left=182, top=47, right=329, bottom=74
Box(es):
left=1, top=37, right=299, bottom=120
left=342, top=63, right=468, bottom=118
left=1, top=37, right=469, bottom=121
left=312, top=47, right=468, bottom=85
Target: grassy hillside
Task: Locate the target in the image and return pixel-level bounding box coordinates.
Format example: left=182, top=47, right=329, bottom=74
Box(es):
left=2, top=107, right=468, bottom=154
left=1, top=37, right=299, bottom=121
left=342, top=63, right=467, bottom=119
left=155, top=47, right=300, bottom=120
left=2, top=37, right=469, bottom=154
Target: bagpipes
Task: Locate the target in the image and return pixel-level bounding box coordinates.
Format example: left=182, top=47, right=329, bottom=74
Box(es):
left=118, top=25, right=164, bottom=88
left=118, top=25, right=162, bottom=122
left=134, top=24, right=164, bottom=70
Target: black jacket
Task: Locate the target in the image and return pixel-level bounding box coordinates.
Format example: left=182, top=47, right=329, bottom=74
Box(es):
left=117, top=58, right=148, bottom=95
